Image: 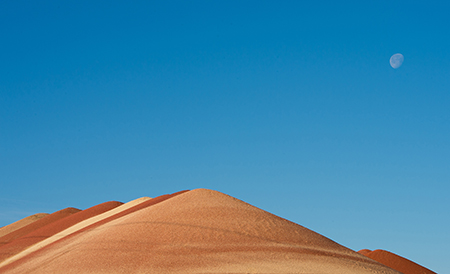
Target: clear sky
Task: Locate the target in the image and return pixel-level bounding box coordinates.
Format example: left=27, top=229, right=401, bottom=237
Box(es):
left=1, top=1, right=449, bottom=272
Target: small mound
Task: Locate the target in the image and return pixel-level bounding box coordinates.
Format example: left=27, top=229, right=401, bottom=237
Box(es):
left=0, top=208, right=80, bottom=247
left=0, top=214, right=49, bottom=238
left=358, top=249, right=372, bottom=255
left=363, top=249, right=436, bottom=274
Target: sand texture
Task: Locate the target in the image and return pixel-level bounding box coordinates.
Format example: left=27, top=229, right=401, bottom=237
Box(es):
left=0, top=189, right=402, bottom=274
left=0, top=201, right=122, bottom=262
left=0, top=197, right=151, bottom=268
left=0, top=214, right=49, bottom=238
left=359, top=249, right=437, bottom=274
left=0, top=208, right=80, bottom=248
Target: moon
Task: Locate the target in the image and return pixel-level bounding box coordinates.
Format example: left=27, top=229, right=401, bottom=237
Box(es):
left=390, top=53, right=404, bottom=69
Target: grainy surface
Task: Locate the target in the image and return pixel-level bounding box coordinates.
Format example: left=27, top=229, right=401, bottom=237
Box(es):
left=0, top=191, right=186, bottom=273
left=359, top=249, right=437, bottom=274
left=0, top=214, right=49, bottom=238
left=1, top=189, right=402, bottom=274
left=0, top=201, right=122, bottom=262
left=0, top=208, right=80, bottom=247
left=0, top=197, right=151, bottom=268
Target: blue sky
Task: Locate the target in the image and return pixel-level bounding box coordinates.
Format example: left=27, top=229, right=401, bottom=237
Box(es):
left=1, top=1, right=449, bottom=272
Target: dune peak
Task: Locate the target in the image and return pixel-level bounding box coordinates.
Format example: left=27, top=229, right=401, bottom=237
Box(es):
left=0, top=189, right=422, bottom=273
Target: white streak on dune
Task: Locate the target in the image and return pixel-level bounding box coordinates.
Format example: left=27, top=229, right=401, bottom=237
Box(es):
left=0, top=197, right=151, bottom=268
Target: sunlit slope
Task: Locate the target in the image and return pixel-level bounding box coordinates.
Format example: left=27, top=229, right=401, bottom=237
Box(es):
left=0, top=197, right=151, bottom=268
left=1, top=189, right=401, bottom=274
left=0, top=208, right=80, bottom=248
left=0, top=201, right=122, bottom=262
left=0, top=213, right=48, bottom=238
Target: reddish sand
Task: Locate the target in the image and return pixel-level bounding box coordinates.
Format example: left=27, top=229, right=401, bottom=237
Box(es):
left=48, top=190, right=189, bottom=239
left=358, top=248, right=372, bottom=256
left=0, top=201, right=122, bottom=262
left=1, top=189, right=402, bottom=274
left=0, top=190, right=188, bottom=273
left=0, top=197, right=152, bottom=268
left=0, top=208, right=80, bottom=247
left=359, top=249, right=436, bottom=274
left=0, top=214, right=48, bottom=238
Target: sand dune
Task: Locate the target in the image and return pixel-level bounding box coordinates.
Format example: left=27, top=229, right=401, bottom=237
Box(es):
left=359, top=249, right=436, bottom=274
left=0, top=208, right=80, bottom=248
left=0, top=213, right=48, bottom=238
left=0, top=201, right=122, bottom=262
left=0, top=197, right=151, bottom=268
left=0, top=191, right=187, bottom=272
left=1, top=189, right=402, bottom=274
left=358, top=248, right=372, bottom=256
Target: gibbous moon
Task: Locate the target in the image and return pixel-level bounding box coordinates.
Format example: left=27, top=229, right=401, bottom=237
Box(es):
left=390, top=53, right=404, bottom=69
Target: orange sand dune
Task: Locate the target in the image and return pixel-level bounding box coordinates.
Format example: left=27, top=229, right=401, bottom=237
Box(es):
left=1, top=189, right=401, bottom=274
left=0, top=190, right=189, bottom=273
left=358, top=248, right=372, bottom=256
left=26, top=190, right=189, bottom=248
left=0, top=213, right=48, bottom=238
left=0, top=197, right=152, bottom=268
left=359, top=249, right=436, bottom=274
left=0, top=201, right=122, bottom=262
left=64, top=190, right=187, bottom=234
left=0, top=208, right=80, bottom=247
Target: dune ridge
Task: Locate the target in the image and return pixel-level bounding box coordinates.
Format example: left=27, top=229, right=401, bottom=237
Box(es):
left=1, top=189, right=402, bottom=274
left=359, top=249, right=437, bottom=274
left=0, top=213, right=48, bottom=238
left=0, top=208, right=80, bottom=247
left=0, top=197, right=151, bottom=268
left=0, top=190, right=188, bottom=273
left=0, top=201, right=122, bottom=262
left=358, top=248, right=372, bottom=256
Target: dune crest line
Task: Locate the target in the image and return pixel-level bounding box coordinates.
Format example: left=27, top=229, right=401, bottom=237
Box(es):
left=0, top=189, right=434, bottom=273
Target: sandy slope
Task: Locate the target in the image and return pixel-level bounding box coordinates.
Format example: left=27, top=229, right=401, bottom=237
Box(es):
left=0, top=201, right=122, bottom=262
left=358, top=249, right=372, bottom=256
left=0, top=214, right=48, bottom=238
left=0, top=197, right=151, bottom=268
left=1, top=189, right=401, bottom=274
left=359, top=249, right=437, bottom=274
left=0, top=208, right=80, bottom=247
left=0, top=191, right=186, bottom=272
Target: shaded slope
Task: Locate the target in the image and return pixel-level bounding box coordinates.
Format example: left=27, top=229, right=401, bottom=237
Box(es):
left=0, top=190, right=188, bottom=273
left=0, top=197, right=152, bottom=268
left=0, top=214, right=48, bottom=238
left=2, top=189, right=400, bottom=274
left=358, top=248, right=372, bottom=256
left=0, top=201, right=122, bottom=262
left=0, top=208, right=80, bottom=247
left=360, top=249, right=436, bottom=274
